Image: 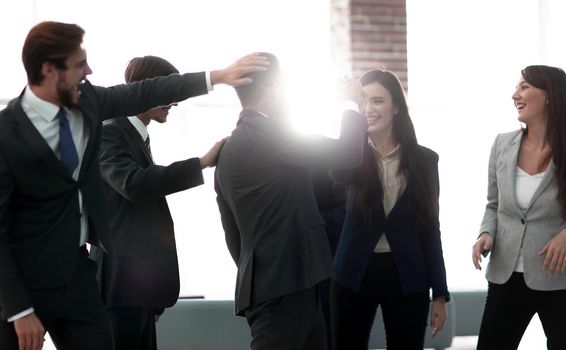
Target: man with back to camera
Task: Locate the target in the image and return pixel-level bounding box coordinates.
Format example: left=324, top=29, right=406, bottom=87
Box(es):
left=214, top=52, right=367, bottom=350
left=0, top=20, right=267, bottom=350
left=90, top=55, right=225, bottom=350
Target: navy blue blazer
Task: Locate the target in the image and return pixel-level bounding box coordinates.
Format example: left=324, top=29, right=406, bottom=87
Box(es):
left=333, top=144, right=449, bottom=300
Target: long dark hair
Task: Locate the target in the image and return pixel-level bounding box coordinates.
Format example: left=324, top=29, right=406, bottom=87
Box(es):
left=522, top=65, right=566, bottom=218
left=352, top=69, right=438, bottom=227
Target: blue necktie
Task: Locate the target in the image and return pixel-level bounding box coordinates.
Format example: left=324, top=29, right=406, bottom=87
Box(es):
left=57, top=108, right=79, bottom=174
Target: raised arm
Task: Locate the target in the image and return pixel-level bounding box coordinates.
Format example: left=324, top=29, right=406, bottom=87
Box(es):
left=99, top=121, right=204, bottom=202
left=280, top=110, right=367, bottom=171
left=92, top=53, right=270, bottom=121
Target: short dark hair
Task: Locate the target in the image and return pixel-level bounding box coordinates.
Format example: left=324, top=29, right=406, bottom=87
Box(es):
left=22, top=21, right=85, bottom=85
left=234, top=52, right=280, bottom=105
left=124, top=55, right=179, bottom=83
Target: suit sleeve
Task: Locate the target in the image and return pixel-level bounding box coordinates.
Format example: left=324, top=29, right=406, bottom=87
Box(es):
left=91, top=72, right=209, bottom=122
left=421, top=153, right=450, bottom=301
left=280, top=110, right=366, bottom=171
left=479, top=134, right=500, bottom=240
left=0, top=151, right=33, bottom=320
left=214, top=171, right=241, bottom=264
left=99, top=122, right=204, bottom=202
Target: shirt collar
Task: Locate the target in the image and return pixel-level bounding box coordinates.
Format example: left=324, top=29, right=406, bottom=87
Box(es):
left=127, top=116, right=149, bottom=141
left=369, top=141, right=401, bottom=161
left=22, top=86, right=61, bottom=122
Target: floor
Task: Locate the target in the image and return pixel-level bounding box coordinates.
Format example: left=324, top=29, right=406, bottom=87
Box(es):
left=42, top=317, right=547, bottom=349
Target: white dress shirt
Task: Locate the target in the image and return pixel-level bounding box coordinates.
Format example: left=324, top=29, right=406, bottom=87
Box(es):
left=127, top=116, right=149, bottom=141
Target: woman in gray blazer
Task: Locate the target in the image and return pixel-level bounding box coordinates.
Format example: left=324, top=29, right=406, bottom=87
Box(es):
left=472, top=65, right=566, bottom=350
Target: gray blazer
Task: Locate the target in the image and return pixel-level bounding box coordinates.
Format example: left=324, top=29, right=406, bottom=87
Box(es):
left=480, top=130, right=566, bottom=290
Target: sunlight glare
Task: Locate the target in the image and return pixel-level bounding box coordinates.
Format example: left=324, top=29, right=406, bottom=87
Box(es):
left=286, top=64, right=348, bottom=139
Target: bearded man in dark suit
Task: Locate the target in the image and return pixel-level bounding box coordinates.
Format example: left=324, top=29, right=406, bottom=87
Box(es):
left=0, top=20, right=267, bottom=350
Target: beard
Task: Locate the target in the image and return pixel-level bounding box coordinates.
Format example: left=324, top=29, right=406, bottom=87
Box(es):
left=56, top=79, right=79, bottom=108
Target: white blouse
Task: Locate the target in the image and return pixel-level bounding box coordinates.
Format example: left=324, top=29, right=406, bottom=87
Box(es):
left=370, top=144, right=406, bottom=253
left=514, top=166, right=546, bottom=272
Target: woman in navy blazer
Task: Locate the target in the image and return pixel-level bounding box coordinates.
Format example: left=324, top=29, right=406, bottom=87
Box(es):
left=330, top=69, right=450, bottom=350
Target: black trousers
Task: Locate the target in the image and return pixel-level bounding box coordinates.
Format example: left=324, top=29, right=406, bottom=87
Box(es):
left=107, top=307, right=157, bottom=350
left=330, top=253, right=429, bottom=350
left=0, top=254, right=113, bottom=350
left=477, top=272, right=566, bottom=350
left=245, top=285, right=327, bottom=350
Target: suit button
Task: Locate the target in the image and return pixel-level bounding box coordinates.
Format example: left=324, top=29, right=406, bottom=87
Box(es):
left=521, top=218, right=525, bottom=225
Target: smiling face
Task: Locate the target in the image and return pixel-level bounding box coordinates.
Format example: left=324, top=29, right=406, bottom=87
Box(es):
left=362, top=81, right=399, bottom=136
left=512, top=76, right=548, bottom=125
left=55, top=46, right=92, bottom=107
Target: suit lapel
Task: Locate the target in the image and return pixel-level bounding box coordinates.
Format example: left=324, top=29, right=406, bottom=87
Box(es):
left=525, top=161, right=555, bottom=213
left=118, top=118, right=153, bottom=165
left=78, top=107, right=96, bottom=179
left=503, top=132, right=523, bottom=215
left=11, top=98, right=71, bottom=179
left=384, top=188, right=407, bottom=222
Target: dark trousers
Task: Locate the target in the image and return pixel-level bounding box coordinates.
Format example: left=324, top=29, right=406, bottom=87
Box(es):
left=245, top=285, right=327, bottom=350
left=0, top=254, right=113, bottom=350
left=320, top=208, right=346, bottom=350
left=330, top=253, right=429, bottom=350
left=319, top=278, right=333, bottom=349
left=107, top=307, right=157, bottom=350
left=477, top=272, right=566, bottom=350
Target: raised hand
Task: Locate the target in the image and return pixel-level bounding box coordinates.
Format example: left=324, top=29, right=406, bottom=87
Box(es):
left=210, top=53, right=269, bottom=87
left=337, top=77, right=364, bottom=107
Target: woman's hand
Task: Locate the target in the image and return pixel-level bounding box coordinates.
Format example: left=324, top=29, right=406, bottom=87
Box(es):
left=539, top=228, right=566, bottom=276
left=472, top=232, right=493, bottom=270
left=430, top=297, right=447, bottom=337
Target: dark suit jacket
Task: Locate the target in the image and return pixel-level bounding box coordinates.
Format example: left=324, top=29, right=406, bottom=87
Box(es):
left=91, top=117, right=204, bottom=308
left=311, top=170, right=347, bottom=256
left=214, top=109, right=366, bottom=315
left=333, top=144, right=450, bottom=300
left=0, top=72, right=208, bottom=320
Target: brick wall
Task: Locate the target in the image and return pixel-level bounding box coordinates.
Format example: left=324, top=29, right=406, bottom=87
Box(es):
left=331, top=0, right=408, bottom=90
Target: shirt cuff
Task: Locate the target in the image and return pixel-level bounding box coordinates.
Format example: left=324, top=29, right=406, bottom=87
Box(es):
left=206, top=71, right=213, bottom=92
left=342, top=100, right=359, bottom=113
left=7, top=307, right=34, bottom=322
